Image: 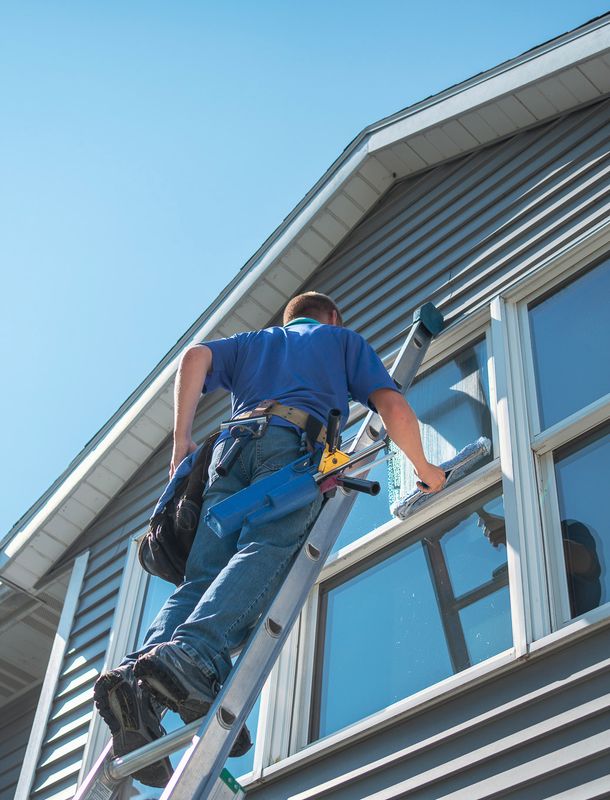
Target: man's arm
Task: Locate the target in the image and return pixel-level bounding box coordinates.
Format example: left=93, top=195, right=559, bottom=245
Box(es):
left=170, top=345, right=213, bottom=477
left=370, top=388, right=446, bottom=493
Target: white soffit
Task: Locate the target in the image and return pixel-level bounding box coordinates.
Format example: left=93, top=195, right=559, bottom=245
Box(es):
left=2, top=15, right=610, bottom=592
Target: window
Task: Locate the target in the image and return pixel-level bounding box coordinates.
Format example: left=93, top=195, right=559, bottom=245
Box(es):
left=301, top=330, right=509, bottom=745
left=311, top=487, right=509, bottom=740
left=524, top=256, right=610, bottom=626
left=127, top=575, right=261, bottom=799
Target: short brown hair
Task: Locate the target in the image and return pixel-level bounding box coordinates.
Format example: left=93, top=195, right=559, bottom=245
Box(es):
left=283, top=292, right=343, bottom=326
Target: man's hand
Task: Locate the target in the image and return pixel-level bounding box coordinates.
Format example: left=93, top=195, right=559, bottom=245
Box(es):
left=415, top=462, right=446, bottom=494
left=170, top=437, right=198, bottom=479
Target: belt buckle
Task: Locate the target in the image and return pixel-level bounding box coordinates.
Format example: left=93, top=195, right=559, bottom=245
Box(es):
left=221, top=415, right=269, bottom=438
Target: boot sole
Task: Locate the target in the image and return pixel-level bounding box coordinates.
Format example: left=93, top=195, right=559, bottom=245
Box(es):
left=134, top=656, right=252, bottom=759
left=93, top=672, right=173, bottom=788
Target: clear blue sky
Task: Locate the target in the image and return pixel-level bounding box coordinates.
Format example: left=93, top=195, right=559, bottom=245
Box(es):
left=1, top=1, right=608, bottom=536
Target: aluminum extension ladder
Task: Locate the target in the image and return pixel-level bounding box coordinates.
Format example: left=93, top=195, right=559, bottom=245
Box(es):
left=74, top=302, right=444, bottom=800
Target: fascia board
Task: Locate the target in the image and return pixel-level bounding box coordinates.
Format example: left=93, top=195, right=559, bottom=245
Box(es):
left=368, top=23, right=610, bottom=152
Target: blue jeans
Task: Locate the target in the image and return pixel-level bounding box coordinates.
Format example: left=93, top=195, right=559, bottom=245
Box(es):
left=124, top=426, right=322, bottom=683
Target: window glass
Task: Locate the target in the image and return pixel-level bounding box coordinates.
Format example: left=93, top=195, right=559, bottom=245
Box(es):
left=332, top=443, right=392, bottom=554
left=391, top=339, right=493, bottom=501
left=528, top=258, right=610, bottom=430
left=333, top=339, right=492, bottom=553
left=128, top=576, right=260, bottom=799
left=313, top=488, right=510, bottom=740
left=440, top=495, right=507, bottom=596
left=554, top=424, right=609, bottom=619
left=459, top=587, right=512, bottom=665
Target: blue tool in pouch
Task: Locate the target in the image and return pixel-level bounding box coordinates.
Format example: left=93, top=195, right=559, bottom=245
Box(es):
left=205, top=453, right=321, bottom=538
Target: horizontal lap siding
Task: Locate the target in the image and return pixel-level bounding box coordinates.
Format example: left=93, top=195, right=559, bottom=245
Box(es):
left=0, top=686, right=40, bottom=800
left=309, top=98, right=610, bottom=359
left=28, top=544, right=125, bottom=800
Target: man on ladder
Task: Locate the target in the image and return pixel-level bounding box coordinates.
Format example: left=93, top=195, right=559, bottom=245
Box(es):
left=93, top=291, right=446, bottom=788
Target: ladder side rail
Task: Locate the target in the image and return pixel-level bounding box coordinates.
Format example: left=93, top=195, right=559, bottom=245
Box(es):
left=162, top=310, right=441, bottom=800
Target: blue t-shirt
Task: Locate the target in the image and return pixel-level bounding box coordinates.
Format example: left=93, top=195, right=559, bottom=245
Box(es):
left=200, top=321, right=398, bottom=432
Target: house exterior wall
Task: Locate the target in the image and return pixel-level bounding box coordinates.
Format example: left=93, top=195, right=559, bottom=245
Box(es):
left=19, top=96, right=610, bottom=798
left=0, top=687, right=40, bottom=800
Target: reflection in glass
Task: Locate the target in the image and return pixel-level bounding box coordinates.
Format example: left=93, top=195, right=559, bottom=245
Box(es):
left=529, top=258, right=610, bottom=430
left=459, top=587, right=512, bottom=665
left=127, top=576, right=260, bottom=799
left=314, top=489, right=511, bottom=740
left=554, top=425, right=609, bottom=618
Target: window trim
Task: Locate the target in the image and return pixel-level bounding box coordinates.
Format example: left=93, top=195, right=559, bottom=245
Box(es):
left=288, top=314, right=508, bottom=756
left=507, top=224, right=610, bottom=635
left=309, top=480, right=508, bottom=743
left=78, top=536, right=149, bottom=780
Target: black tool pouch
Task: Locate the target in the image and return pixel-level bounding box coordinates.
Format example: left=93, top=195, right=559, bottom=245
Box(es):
left=138, top=430, right=220, bottom=585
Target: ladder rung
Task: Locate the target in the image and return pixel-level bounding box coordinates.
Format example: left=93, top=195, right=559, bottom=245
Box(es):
left=106, top=718, right=201, bottom=782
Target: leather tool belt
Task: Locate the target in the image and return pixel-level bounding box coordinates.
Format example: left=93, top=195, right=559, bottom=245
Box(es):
left=233, top=400, right=327, bottom=447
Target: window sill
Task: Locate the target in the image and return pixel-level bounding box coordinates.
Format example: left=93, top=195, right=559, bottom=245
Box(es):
left=243, top=604, right=610, bottom=792
left=243, top=647, right=517, bottom=789
left=528, top=600, right=610, bottom=656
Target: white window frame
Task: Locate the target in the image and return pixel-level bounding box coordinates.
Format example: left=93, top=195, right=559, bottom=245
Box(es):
left=282, top=308, right=520, bottom=760
left=79, top=536, right=149, bottom=779
left=501, top=220, right=610, bottom=634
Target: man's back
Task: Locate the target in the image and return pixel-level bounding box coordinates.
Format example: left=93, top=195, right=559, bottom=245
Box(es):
left=203, top=321, right=396, bottom=427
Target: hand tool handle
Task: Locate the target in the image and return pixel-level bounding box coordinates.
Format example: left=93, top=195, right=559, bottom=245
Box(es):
left=336, top=476, right=381, bottom=495
left=216, top=437, right=245, bottom=477
left=325, top=408, right=342, bottom=452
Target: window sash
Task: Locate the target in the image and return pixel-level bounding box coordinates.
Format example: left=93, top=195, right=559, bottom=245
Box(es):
left=514, top=243, right=610, bottom=631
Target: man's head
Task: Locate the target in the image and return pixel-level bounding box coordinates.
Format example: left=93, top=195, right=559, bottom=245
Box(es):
left=282, top=291, right=343, bottom=326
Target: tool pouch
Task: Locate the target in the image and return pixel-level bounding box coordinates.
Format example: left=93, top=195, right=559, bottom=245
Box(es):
left=205, top=455, right=320, bottom=538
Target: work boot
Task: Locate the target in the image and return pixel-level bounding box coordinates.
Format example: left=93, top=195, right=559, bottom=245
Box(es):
left=93, top=664, right=173, bottom=788
left=134, top=643, right=252, bottom=757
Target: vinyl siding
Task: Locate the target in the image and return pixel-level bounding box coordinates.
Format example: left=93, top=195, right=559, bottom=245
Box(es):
left=0, top=686, right=40, bottom=800
left=27, top=96, right=610, bottom=798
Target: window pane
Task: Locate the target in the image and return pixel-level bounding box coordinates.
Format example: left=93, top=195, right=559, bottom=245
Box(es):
left=128, top=576, right=260, bottom=799
left=391, top=339, right=493, bottom=501
left=529, top=259, right=610, bottom=430
left=554, top=424, right=609, bottom=619
left=332, top=447, right=392, bottom=553
left=334, top=340, right=492, bottom=553
left=441, top=495, right=507, bottom=597
left=317, top=542, right=454, bottom=738
left=314, top=488, right=511, bottom=740
left=459, top=587, right=512, bottom=665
